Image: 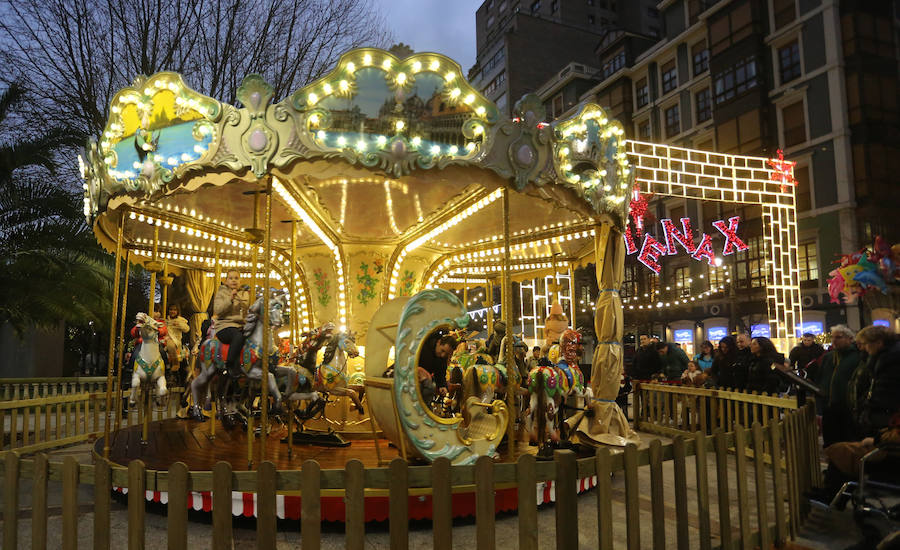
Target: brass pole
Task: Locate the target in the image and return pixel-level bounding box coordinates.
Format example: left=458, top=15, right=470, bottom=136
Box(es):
left=290, top=221, right=297, bottom=346
left=462, top=274, right=468, bottom=311
left=260, top=178, right=274, bottom=462
left=161, top=260, right=169, bottom=314
left=209, top=244, right=220, bottom=440
left=567, top=262, right=576, bottom=325
left=485, top=279, right=494, bottom=330
left=501, top=188, right=516, bottom=446
left=103, top=211, right=125, bottom=459
left=248, top=190, right=260, bottom=468
left=113, top=250, right=131, bottom=442
left=148, top=225, right=159, bottom=314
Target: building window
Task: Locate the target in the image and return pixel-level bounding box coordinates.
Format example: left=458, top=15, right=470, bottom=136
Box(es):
left=623, top=264, right=638, bottom=298
left=696, top=88, right=712, bottom=122
left=797, top=240, right=818, bottom=282
left=551, top=0, right=559, bottom=13
left=602, top=50, right=625, bottom=79
left=588, top=14, right=595, bottom=24
left=794, top=164, right=811, bottom=211
left=665, top=105, right=680, bottom=137
left=674, top=266, right=691, bottom=297
left=734, top=235, right=767, bottom=288
left=692, top=43, right=709, bottom=76
left=782, top=100, right=806, bottom=147
left=487, top=15, right=495, bottom=27
left=636, top=78, right=649, bottom=108
left=713, top=57, right=759, bottom=104
left=778, top=41, right=801, bottom=84
left=661, top=60, right=678, bottom=94
left=551, top=93, right=564, bottom=118
left=481, top=48, right=505, bottom=81
left=484, top=70, right=507, bottom=97
left=772, top=0, right=796, bottom=30
left=638, top=120, right=651, bottom=140
left=531, top=0, right=541, bottom=14
left=499, top=0, right=508, bottom=10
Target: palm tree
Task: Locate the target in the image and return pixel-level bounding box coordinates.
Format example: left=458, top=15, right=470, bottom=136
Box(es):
left=0, top=82, right=112, bottom=337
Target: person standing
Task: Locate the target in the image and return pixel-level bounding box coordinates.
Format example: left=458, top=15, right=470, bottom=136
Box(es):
left=693, top=341, right=715, bottom=371
left=745, top=337, right=785, bottom=395
left=853, top=325, right=900, bottom=438
left=527, top=345, right=541, bottom=371
left=789, top=332, right=825, bottom=375
left=710, top=336, right=746, bottom=389
left=164, top=304, right=190, bottom=384
left=630, top=334, right=662, bottom=380
left=657, top=341, right=690, bottom=381
left=815, top=325, right=862, bottom=446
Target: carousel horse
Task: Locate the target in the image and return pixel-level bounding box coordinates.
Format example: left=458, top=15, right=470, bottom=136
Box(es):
left=276, top=323, right=334, bottom=420
left=556, top=329, right=593, bottom=413
left=315, top=330, right=365, bottom=414
left=526, top=360, right=564, bottom=446
left=189, top=292, right=286, bottom=422
left=128, top=313, right=168, bottom=407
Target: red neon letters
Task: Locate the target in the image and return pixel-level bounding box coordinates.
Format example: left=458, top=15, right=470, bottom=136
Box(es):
left=626, top=216, right=746, bottom=273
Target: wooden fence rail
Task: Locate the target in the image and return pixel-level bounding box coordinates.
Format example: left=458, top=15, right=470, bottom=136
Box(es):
left=0, top=377, right=109, bottom=401
left=633, top=382, right=799, bottom=437
left=0, top=387, right=185, bottom=454
left=0, top=403, right=821, bottom=550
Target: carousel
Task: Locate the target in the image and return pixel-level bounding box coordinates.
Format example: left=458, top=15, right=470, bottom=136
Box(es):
left=82, top=46, right=657, bottom=520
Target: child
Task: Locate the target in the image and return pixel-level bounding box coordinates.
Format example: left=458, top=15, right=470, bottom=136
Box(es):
left=681, top=361, right=707, bottom=387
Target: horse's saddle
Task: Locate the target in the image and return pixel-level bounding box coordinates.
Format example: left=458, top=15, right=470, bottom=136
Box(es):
left=201, top=338, right=261, bottom=370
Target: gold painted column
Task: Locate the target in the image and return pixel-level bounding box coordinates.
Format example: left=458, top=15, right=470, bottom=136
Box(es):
left=103, top=211, right=125, bottom=459
left=260, top=178, right=274, bottom=462
left=112, top=250, right=131, bottom=440
left=572, top=220, right=637, bottom=447
left=501, top=188, right=517, bottom=444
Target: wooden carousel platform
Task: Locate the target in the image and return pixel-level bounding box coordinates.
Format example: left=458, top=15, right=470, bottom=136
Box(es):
left=94, top=418, right=602, bottom=522
left=95, top=417, right=596, bottom=471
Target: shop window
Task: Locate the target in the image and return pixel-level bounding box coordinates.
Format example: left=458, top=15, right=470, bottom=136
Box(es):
left=692, top=42, right=709, bottom=76
left=782, top=100, right=806, bottom=147
left=696, top=88, right=712, bottom=122
left=674, top=266, right=691, bottom=297
left=661, top=60, right=678, bottom=94
left=772, top=0, right=796, bottom=30
left=778, top=41, right=801, bottom=84
left=665, top=105, right=680, bottom=137
left=636, top=77, right=649, bottom=108
left=794, top=165, right=811, bottom=211
left=798, top=240, right=818, bottom=283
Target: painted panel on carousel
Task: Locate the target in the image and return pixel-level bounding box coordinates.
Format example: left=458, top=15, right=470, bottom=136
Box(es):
left=393, top=289, right=508, bottom=464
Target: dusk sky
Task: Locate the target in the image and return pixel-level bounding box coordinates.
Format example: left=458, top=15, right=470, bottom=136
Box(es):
left=376, top=0, right=484, bottom=72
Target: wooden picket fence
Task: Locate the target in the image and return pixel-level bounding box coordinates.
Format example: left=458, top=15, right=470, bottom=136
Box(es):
left=633, top=382, right=800, bottom=437
left=0, top=377, right=108, bottom=401
left=0, top=403, right=822, bottom=550
left=1, top=387, right=186, bottom=454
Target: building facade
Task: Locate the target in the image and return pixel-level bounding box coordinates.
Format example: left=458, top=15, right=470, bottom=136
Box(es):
left=522, top=0, right=900, bottom=347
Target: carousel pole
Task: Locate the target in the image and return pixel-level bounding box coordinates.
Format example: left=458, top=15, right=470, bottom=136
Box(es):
left=462, top=274, right=468, bottom=309
left=209, top=244, right=220, bottom=440
left=501, top=188, right=517, bottom=447
left=143, top=224, right=160, bottom=443
left=485, top=279, right=494, bottom=329
left=102, top=211, right=126, bottom=460
left=567, top=262, right=576, bottom=326
left=113, top=250, right=131, bottom=441
left=259, top=177, right=274, bottom=463
left=287, top=220, right=297, bottom=460
left=161, top=260, right=169, bottom=314
left=248, top=189, right=261, bottom=468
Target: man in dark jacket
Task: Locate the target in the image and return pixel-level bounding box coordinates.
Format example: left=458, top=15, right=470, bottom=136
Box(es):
left=815, top=325, right=862, bottom=445
left=657, top=341, right=689, bottom=381
left=789, top=332, right=825, bottom=373
left=854, top=325, right=900, bottom=437
left=629, top=334, right=662, bottom=379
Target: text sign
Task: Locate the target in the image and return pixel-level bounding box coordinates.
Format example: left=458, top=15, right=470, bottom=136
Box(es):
left=625, top=216, right=748, bottom=274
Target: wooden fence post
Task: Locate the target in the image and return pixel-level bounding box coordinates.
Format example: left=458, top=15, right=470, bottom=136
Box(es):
left=518, top=453, right=538, bottom=550
left=167, top=462, right=188, bottom=550
left=345, top=459, right=366, bottom=550
left=257, top=461, right=277, bottom=549
left=63, top=455, right=80, bottom=550
left=733, top=425, right=751, bottom=547
left=694, top=431, right=712, bottom=550
left=212, top=461, right=233, bottom=549
left=554, top=449, right=578, bottom=550
left=93, top=457, right=111, bottom=550
left=624, top=443, right=640, bottom=550
left=32, top=453, right=49, bottom=550
left=714, top=432, right=733, bottom=550
left=3, top=452, right=19, bottom=550
left=127, top=460, right=145, bottom=550
left=769, top=421, right=788, bottom=545
left=301, top=459, right=322, bottom=550
left=672, top=437, right=689, bottom=550
left=751, top=423, right=771, bottom=550
left=431, top=457, right=452, bottom=550
left=595, top=448, right=613, bottom=550
left=388, top=458, right=408, bottom=550
left=648, top=439, right=666, bottom=550
left=475, top=455, right=496, bottom=550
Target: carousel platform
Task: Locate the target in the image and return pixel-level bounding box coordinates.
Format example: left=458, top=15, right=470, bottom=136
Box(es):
left=94, top=418, right=600, bottom=522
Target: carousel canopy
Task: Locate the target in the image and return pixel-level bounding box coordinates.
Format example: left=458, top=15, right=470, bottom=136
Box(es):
left=81, top=48, right=634, bottom=336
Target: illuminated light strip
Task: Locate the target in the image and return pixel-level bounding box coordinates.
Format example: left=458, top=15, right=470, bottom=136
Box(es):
left=447, top=219, right=584, bottom=250
left=388, top=188, right=503, bottom=299
left=273, top=177, right=347, bottom=330
left=435, top=277, right=488, bottom=285
left=384, top=180, right=401, bottom=235
left=625, top=285, right=727, bottom=310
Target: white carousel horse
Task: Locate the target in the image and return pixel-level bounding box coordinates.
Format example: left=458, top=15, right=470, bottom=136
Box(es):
left=315, top=330, right=365, bottom=414
left=189, top=292, right=286, bottom=421
left=129, top=313, right=168, bottom=407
